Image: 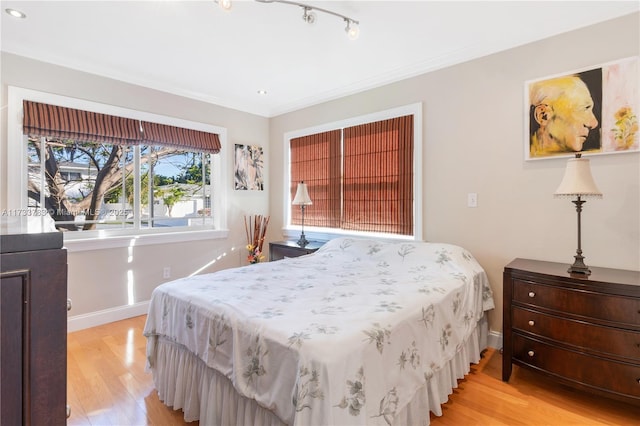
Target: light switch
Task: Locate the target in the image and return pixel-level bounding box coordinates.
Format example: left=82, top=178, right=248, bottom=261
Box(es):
left=467, top=193, right=478, bottom=208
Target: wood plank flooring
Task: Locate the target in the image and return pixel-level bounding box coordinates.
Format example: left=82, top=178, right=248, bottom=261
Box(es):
left=67, top=315, right=640, bottom=425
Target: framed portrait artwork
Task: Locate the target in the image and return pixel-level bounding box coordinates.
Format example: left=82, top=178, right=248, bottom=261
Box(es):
left=525, top=56, right=639, bottom=160
left=234, top=144, right=264, bottom=190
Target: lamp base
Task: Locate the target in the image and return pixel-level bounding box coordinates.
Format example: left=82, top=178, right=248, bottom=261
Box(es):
left=568, top=253, right=591, bottom=276
left=297, top=233, right=309, bottom=247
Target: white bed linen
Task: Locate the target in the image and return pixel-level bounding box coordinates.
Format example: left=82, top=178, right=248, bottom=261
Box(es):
left=144, top=238, right=494, bottom=425
left=149, top=316, right=487, bottom=426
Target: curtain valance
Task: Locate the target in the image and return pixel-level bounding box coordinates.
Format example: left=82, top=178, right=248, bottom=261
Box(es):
left=23, top=100, right=142, bottom=145
left=22, top=100, right=221, bottom=153
left=141, top=121, right=221, bottom=154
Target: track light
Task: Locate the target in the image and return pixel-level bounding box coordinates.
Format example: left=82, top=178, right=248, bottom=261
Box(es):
left=216, top=0, right=232, bottom=11
left=302, top=7, right=316, bottom=24
left=221, top=0, right=360, bottom=39
left=345, top=19, right=359, bottom=40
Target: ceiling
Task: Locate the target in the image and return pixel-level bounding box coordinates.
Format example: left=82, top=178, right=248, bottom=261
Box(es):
left=2, top=1, right=638, bottom=117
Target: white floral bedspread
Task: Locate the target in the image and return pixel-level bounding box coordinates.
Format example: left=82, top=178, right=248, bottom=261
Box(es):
left=144, top=237, right=494, bottom=425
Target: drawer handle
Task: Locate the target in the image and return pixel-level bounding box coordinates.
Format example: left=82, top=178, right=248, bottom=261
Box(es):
left=528, top=350, right=535, bottom=357
left=528, top=291, right=535, bottom=298
left=528, top=320, right=535, bottom=326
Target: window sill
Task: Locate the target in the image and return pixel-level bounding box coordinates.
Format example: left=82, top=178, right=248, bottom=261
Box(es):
left=282, top=227, right=417, bottom=243
left=64, top=228, right=229, bottom=253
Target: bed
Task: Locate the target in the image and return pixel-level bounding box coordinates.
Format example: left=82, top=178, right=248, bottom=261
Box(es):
left=144, top=237, right=495, bottom=425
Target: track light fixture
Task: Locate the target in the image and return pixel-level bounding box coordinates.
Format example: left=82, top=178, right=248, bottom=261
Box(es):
left=345, top=18, right=359, bottom=40
left=216, top=0, right=360, bottom=39
left=217, top=0, right=233, bottom=11
left=302, top=6, right=316, bottom=24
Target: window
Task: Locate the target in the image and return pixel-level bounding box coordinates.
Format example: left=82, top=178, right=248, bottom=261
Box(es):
left=7, top=87, right=228, bottom=247
left=27, top=139, right=212, bottom=232
left=286, top=103, right=422, bottom=239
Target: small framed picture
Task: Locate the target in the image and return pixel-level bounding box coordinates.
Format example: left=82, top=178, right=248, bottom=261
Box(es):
left=525, top=56, right=639, bottom=160
left=234, top=144, right=264, bottom=190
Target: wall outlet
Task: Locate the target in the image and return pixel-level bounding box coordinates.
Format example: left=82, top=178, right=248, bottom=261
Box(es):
left=163, top=267, right=171, bottom=279
left=467, top=192, right=478, bottom=208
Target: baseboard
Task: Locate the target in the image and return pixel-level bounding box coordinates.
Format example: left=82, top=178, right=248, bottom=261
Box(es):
left=487, top=329, right=503, bottom=350
left=67, top=301, right=150, bottom=333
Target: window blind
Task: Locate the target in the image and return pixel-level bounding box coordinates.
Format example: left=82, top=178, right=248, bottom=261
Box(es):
left=23, top=100, right=221, bottom=153
left=141, top=121, right=221, bottom=154
left=343, top=115, right=413, bottom=235
left=23, top=100, right=142, bottom=145
left=290, top=130, right=341, bottom=228
left=290, top=115, right=413, bottom=236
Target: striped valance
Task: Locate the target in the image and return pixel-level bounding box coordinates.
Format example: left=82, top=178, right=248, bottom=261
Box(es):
left=142, top=121, right=221, bottom=154
left=23, top=100, right=222, bottom=153
left=23, top=100, right=142, bottom=145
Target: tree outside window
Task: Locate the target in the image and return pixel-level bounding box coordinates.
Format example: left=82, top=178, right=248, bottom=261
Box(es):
left=27, top=137, right=212, bottom=232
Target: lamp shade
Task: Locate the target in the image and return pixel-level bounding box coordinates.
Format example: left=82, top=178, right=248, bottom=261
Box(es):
left=292, top=182, right=313, bottom=205
left=554, top=157, right=602, bottom=198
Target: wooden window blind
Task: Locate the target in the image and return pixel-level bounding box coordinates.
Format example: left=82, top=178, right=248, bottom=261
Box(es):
left=343, top=115, right=413, bottom=235
left=23, top=101, right=221, bottom=153
left=141, top=121, right=221, bottom=153
left=290, top=114, right=413, bottom=236
left=290, top=130, right=341, bottom=228
left=23, top=100, right=142, bottom=145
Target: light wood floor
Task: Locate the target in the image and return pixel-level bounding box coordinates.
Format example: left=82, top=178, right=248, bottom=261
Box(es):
left=67, top=315, right=640, bottom=425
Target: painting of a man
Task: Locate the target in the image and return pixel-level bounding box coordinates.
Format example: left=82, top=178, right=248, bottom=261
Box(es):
left=526, top=57, right=639, bottom=160
left=528, top=69, right=602, bottom=158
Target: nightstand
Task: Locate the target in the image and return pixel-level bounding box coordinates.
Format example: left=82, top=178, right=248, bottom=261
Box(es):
left=502, top=258, right=640, bottom=406
left=269, top=240, right=324, bottom=261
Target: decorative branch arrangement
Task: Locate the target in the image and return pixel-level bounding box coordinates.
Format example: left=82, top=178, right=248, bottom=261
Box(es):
left=244, top=214, right=270, bottom=264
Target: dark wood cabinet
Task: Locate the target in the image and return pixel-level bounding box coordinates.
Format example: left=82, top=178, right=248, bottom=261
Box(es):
left=269, top=240, right=324, bottom=261
left=1, top=232, right=68, bottom=425
left=502, top=258, right=640, bottom=406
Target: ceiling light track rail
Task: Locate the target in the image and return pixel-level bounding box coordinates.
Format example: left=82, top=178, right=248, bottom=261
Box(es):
left=215, top=0, right=360, bottom=39
left=257, top=0, right=359, bottom=25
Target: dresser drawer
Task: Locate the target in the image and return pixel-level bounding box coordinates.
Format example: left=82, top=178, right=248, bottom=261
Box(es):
left=513, top=279, right=640, bottom=327
left=513, top=306, right=640, bottom=361
left=513, top=334, right=640, bottom=400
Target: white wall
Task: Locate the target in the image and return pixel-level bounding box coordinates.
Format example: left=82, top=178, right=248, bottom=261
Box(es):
left=268, top=13, right=640, bottom=334
left=1, top=53, right=271, bottom=329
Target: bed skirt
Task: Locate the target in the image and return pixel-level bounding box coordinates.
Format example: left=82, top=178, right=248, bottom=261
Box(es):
left=148, top=315, right=489, bottom=425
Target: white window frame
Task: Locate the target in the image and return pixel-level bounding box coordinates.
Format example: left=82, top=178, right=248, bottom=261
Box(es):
left=7, top=86, right=229, bottom=252
left=282, top=102, right=423, bottom=241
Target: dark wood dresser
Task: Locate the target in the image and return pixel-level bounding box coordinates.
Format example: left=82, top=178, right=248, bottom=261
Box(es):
left=1, top=232, right=68, bottom=425
left=502, top=258, right=640, bottom=406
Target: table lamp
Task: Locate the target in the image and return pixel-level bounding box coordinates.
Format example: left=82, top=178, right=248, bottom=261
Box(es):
left=292, top=181, right=313, bottom=247
left=554, top=153, right=602, bottom=275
